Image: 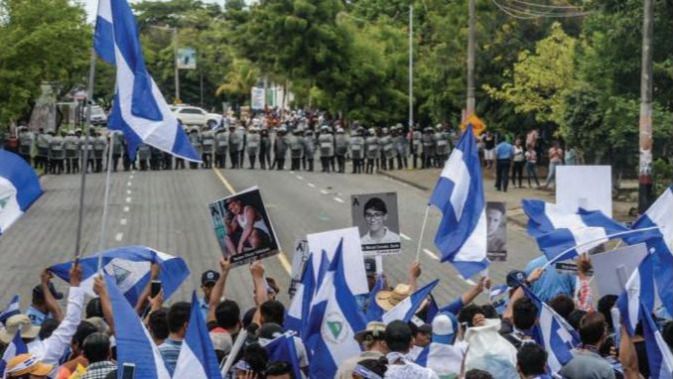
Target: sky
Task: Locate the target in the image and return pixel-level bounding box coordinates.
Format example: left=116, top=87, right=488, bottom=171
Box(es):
left=80, top=0, right=225, bottom=23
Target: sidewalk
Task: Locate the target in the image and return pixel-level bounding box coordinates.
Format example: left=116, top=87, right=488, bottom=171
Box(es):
left=379, top=167, right=638, bottom=226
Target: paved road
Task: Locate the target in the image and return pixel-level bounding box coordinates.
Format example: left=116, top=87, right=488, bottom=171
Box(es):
left=0, top=167, right=539, bottom=311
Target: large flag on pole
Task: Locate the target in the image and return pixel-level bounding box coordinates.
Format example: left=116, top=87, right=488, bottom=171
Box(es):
left=0, top=150, right=42, bottom=235
left=93, top=0, right=200, bottom=161
left=430, top=125, right=488, bottom=278
left=285, top=255, right=315, bottom=338
left=640, top=303, right=673, bottom=379
left=616, top=253, right=655, bottom=336
left=305, top=239, right=366, bottom=378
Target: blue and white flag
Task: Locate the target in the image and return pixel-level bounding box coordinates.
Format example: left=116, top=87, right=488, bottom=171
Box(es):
left=0, top=150, right=42, bottom=235
left=640, top=303, right=673, bottom=379
left=94, top=0, right=200, bottom=161
left=263, top=333, right=302, bottom=379
left=105, top=274, right=171, bottom=379
left=0, top=331, right=27, bottom=378
left=286, top=255, right=315, bottom=338
left=305, top=239, right=366, bottom=378
left=523, top=199, right=630, bottom=262
left=173, top=292, right=221, bottom=379
left=382, top=280, right=439, bottom=325
left=430, top=125, right=488, bottom=279
left=521, top=285, right=579, bottom=373
left=616, top=253, right=655, bottom=336
left=50, top=245, right=189, bottom=306
left=0, top=295, right=20, bottom=325
left=365, top=274, right=386, bottom=322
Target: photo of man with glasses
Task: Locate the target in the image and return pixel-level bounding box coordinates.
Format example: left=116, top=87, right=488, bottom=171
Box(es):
left=352, top=193, right=401, bottom=255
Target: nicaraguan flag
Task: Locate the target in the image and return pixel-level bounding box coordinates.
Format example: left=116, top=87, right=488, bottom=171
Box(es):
left=0, top=295, right=20, bottom=325
left=173, top=292, right=222, bottom=379
left=382, top=280, right=439, bottom=325
left=430, top=125, right=488, bottom=278
left=305, top=239, right=366, bottom=378
left=262, top=333, right=302, bottom=379
left=521, top=285, right=579, bottom=373
left=625, top=186, right=673, bottom=317
left=50, top=245, right=189, bottom=306
left=105, top=274, right=171, bottom=379
left=640, top=303, right=673, bottom=379
left=523, top=199, right=629, bottom=262
left=0, top=331, right=28, bottom=378
left=285, top=255, right=315, bottom=338
left=365, top=274, right=386, bottom=322
left=0, top=150, right=42, bottom=235
left=94, top=0, right=200, bottom=161
left=616, top=253, right=655, bottom=336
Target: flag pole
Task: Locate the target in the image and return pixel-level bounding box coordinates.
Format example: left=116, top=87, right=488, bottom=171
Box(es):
left=97, top=132, right=116, bottom=272
left=74, top=47, right=97, bottom=260
left=415, top=205, right=431, bottom=261
left=541, top=226, right=661, bottom=270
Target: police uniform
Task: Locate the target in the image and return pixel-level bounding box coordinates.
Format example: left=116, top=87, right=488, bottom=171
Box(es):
left=288, top=130, right=304, bottom=171
left=434, top=126, right=450, bottom=167
left=412, top=127, right=423, bottom=169
left=365, top=129, right=379, bottom=174
left=422, top=127, right=436, bottom=169
left=93, top=133, right=107, bottom=173
left=318, top=127, right=334, bottom=173
left=35, top=130, right=51, bottom=171
left=215, top=129, right=229, bottom=168
left=110, top=132, right=124, bottom=172
left=379, top=128, right=394, bottom=171
left=302, top=130, right=316, bottom=172
left=349, top=128, right=365, bottom=174
left=237, top=126, right=246, bottom=167
left=137, top=143, right=151, bottom=171
left=150, top=146, right=163, bottom=170
left=259, top=129, right=272, bottom=170
left=188, top=129, right=202, bottom=169
left=18, top=128, right=34, bottom=166
left=394, top=126, right=409, bottom=170
left=273, top=128, right=288, bottom=170
left=246, top=128, right=261, bottom=169
left=334, top=128, right=349, bottom=174
left=201, top=130, right=215, bottom=168
left=81, top=132, right=95, bottom=173
left=49, top=133, right=65, bottom=174
left=64, top=132, right=80, bottom=174
left=228, top=126, right=242, bottom=168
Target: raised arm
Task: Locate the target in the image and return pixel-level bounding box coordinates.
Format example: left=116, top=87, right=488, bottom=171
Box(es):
left=250, top=260, right=267, bottom=326
left=93, top=275, right=115, bottom=335
left=207, top=257, right=232, bottom=324
left=134, top=263, right=160, bottom=315
left=41, top=269, right=64, bottom=322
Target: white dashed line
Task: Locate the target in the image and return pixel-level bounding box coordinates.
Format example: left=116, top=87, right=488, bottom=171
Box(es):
left=125, top=197, right=132, bottom=203
left=126, top=189, right=132, bottom=195
left=120, top=219, right=127, bottom=226
left=296, top=175, right=304, bottom=180
left=127, top=182, right=132, bottom=187
left=290, top=171, right=295, bottom=174
left=307, top=183, right=316, bottom=188
left=423, top=249, right=439, bottom=260
left=333, top=197, right=345, bottom=203
left=400, top=233, right=412, bottom=241
left=115, top=232, right=124, bottom=242
left=123, top=206, right=130, bottom=212
left=459, top=275, right=477, bottom=286
left=320, top=190, right=329, bottom=195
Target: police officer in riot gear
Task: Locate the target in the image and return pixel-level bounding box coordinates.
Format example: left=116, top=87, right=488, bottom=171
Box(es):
left=288, top=129, right=303, bottom=171
left=422, top=127, right=435, bottom=169
left=49, top=131, right=65, bottom=174
left=201, top=128, right=215, bottom=168
left=35, top=128, right=51, bottom=171
left=318, top=125, right=334, bottom=173
left=188, top=128, right=202, bottom=169
left=394, top=125, right=409, bottom=170
left=18, top=127, right=34, bottom=166
left=379, top=128, right=393, bottom=171
left=273, top=126, right=288, bottom=170
left=350, top=127, right=365, bottom=174
left=137, top=143, right=150, bottom=171
left=302, top=129, right=316, bottom=172
left=92, top=130, right=107, bottom=173
left=246, top=127, right=261, bottom=169
left=215, top=128, right=229, bottom=169
left=412, top=126, right=422, bottom=169
left=64, top=130, right=80, bottom=174
left=228, top=125, right=242, bottom=169
left=365, top=128, right=379, bottom=174
left=110, top=131, right=123, bottom=172
left=334, top=128, right=349, bottom=174
left=434, top=124, right=450, bottom=167
left=259, top=128, right=272, bottom=170
left=150, top=146, right=162, bottom=171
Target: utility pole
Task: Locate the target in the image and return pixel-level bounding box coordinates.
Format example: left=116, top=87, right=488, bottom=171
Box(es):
left=638, top=0, right=654, bottom=212
left=173, top=27, right=180, bottom=103
left=408, top=4, right=414, bottom=130
left=466, top=0, right=476, bottom=116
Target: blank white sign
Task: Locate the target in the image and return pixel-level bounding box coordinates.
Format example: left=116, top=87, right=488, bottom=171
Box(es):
left=556, top=165, right=612, bottom=217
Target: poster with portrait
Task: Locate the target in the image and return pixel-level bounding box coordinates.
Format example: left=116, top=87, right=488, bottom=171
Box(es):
left=487, top=202, right=507, bottom=261
left=351, top=192, right=401, bottom=256
left=209, top=186, right=280, bottom=267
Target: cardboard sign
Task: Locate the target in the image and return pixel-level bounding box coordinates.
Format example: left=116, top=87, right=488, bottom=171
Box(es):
left=351, top=192, right=401, bottom=256
left=209, top=186, right=280, bottom=267
left=487, top=202, right=507, bottom=262
left=592, top=243, right=648, bottom=297
left=557, top=165, right=612, bottom=217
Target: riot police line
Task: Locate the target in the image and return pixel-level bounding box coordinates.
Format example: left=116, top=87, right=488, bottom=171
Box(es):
left=14, top=121, right=456, bottom=174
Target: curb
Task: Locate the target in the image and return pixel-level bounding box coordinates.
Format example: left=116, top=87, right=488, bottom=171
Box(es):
left=377, top=170, right=431, bottom=192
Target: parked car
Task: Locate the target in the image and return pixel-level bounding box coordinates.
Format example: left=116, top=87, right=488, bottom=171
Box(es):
left=81, top=105, right=108, bottom=126
left=171, top=105, right=222, bottom=129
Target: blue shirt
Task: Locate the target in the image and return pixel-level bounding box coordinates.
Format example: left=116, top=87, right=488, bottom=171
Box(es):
left=158, top=338, right=182, bottom=376
left=198, top=297, right=209, bottom=321
left=495, top=142, right=514, bottom=160
left=524, top=256, right=576, bottom=303
left=26, top=306, right=51, bottom=326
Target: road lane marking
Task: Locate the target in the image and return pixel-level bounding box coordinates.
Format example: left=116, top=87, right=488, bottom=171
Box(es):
left=115, top=232, right=123, bottom=242
left=126, top=189, right=132, bottom=195
left=400, top=233, right=412, bottom=241
left=423, top=249, right=439, bottom=260
left=290, top=171, right=295, bottom=174
left=211, top=167, right=291, bottom=275
left=120, top=219, right=127, bottom=226
left=307, top=183, right=316, bottom=188
left=127, top=182, right=132, bottom=187
left=459, top=275, right=476, bottom=286
left=320, top=189, right=329, bottom=195
left=296, top=175, right=304, bottom=180
left=125, top=197, right=132, bottom=203
left=123, top=206, right=130, bottom=212
left=333, top=197, right=345, bottom=203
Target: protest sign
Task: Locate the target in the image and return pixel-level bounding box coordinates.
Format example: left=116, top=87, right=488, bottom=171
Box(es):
left=351, top=192, right=401, bottom=256
left=557, top=165, right=612, bottom=217
left=209, top=187, right=279, bottom=267
left=288, top=239, right=309, bottom=298
left=307, top=227, right=369, bottom=296
left=487, top=202, right=507, bottom=261
left=592, top=243, right=648, bottom=296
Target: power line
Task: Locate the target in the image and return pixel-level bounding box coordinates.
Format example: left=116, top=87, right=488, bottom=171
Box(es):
left=492, top=0, right=592, bottom=18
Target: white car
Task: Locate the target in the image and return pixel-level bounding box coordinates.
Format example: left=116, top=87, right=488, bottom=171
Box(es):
left=171, top=105, right=222, bottom=129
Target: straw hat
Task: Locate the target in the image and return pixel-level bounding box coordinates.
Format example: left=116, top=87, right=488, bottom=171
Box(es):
left=0, top=315, right=40, bottom=344
left=375, top=284, right=411, bottom=311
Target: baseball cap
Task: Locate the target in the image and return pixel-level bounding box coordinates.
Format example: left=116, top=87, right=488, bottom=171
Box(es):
left=6, top=354, right=53, bottom=377
left=32, top=282, right=63, bottom=301
left=201, top=270, right=220, bottom=286
left=506, top=270, right=527, bottom=289
left=432, top=313, right=458, bottom=345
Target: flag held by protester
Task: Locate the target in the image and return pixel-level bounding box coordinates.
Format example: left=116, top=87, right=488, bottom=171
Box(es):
left=365, top=274, right=386, bottom=322
left=263, top=333, right=303, bottom=379
left=430, top=125, right=488, bottom=279
left=0, top=150, right=42, bottom=236
left=382, top=279, right=439, bottom=325
left=640, top=303, right=673, bottom=379
left=50, top=245, right=189, bottom=306
left=0, top=331, right=27, bottom=378
left=0, top=296, right=20, bottom=326
left=616, top=253, right=655, bottom=336
left=94, top=0, right=200, bottom=162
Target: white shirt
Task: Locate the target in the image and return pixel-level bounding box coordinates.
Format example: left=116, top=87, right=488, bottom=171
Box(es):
left=361, top=228, right=400, bottom=245
left=385, top=352, right=439, bottom=379
left=426, top=341, right=468, bottom=377
left=28, top=287, right=85, bottom=375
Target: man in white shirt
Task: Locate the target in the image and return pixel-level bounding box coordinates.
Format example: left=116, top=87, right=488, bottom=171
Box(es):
left=360, top=197, right=400, bottom=246
left=384, top=320, right=439, bottom=379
